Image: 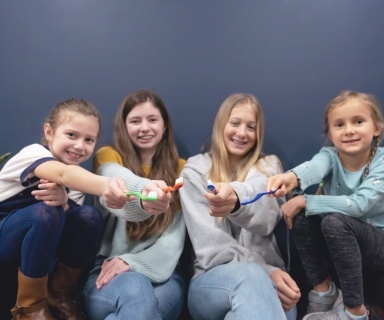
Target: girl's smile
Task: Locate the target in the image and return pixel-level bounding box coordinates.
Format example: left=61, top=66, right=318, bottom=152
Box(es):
left=224, top=104, right=257, bottom=166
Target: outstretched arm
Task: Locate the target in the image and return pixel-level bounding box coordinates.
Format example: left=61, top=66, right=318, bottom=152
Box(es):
left=266, top=172, right=299, bottom=198
left=34, top=161, right=130, bottom=208
left=97, top=162, right=171, bottom=221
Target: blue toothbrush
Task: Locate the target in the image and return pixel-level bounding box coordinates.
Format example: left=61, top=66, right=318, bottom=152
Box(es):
left=240, top=190, right=276, bottom=205
left=207, top=179, right=218, bottom=194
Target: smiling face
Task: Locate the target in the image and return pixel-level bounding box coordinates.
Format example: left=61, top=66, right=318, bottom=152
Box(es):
left=223, top=103, right=257, bottom=166
left=327, top=98, right=381, bottom=166
left=44, top=111, right=99, bottom=165
left=125, top=101, right=165, bottom=160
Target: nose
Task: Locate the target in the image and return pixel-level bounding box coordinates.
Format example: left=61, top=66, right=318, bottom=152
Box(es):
left=73, top=140, right=85, bottom=151
left=236, top=124, right=247, bottom=137
left=345, top=123, right=355, bottom=134
left=140, top=120, right=150, bottom=131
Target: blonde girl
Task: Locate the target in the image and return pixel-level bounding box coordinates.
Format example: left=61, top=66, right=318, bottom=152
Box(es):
left=267, top=91, right=384, bottom=320
left=180, top=93, right=300, bottom=320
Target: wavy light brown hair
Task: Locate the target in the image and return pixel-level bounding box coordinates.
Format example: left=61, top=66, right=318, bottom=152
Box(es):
left=113, top=89, right=180, bottom=240
left=41, top=98, right=101, bottom=145
left=209, top=93, right=271, bottom=182
left=324, top=90, right=384, bottom=179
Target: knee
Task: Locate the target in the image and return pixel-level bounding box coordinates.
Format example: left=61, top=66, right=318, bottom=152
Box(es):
left=114, top=272, right=155, bottom=301
left=69, top=205, right=104, bottom=234
left=321, top=213, right=348, bottom=235
left=232, top=262, right=270, bottom=287
left=30, top=203, right=64, bottom=231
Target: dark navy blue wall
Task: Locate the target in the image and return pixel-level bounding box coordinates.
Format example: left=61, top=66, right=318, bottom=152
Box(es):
left=1, top=1, right=384, bottom=170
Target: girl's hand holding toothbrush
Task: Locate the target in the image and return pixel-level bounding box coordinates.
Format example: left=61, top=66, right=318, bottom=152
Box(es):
left=205, top=182, right=238, bottom=217
left=141, top=180, right=172, bottom=215
left=266, top=172, right=299, bottom=197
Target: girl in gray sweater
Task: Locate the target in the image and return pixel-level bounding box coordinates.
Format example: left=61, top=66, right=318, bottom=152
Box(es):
left=180, top=93, right=300, bottom=320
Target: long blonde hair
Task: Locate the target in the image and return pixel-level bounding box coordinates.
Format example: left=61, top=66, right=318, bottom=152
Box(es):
left=209, top=93, right=269, bottom=182
left=113, top=89, right=180, bottom=240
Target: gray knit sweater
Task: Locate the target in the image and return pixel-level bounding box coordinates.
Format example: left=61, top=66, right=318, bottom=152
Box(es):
left=180, top=153, right=286, bottom=279
left=96, top=162, right=186, bottom=283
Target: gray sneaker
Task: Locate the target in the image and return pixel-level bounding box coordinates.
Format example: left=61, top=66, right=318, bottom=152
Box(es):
left=302, top=307, right=369, bottom=320
left=307, top=283, right=343, bottom=314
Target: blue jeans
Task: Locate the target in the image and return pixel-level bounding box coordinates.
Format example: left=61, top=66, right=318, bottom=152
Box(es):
left=83, top=256, right=185, bottom=320
left=0, top=202, right=103, bottom=277
left=188, top=262, right=295, bottom=320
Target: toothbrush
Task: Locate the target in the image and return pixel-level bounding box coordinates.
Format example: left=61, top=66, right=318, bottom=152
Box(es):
left=125, top=190, right=158, bottom=201
left=207, top=180, right=218, bottom=194
left=163, top=177, right=184, bottom=193
left=240, top=190, right=276, bottom=205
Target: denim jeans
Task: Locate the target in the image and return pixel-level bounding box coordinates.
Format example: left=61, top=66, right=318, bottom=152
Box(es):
left=0, top=202, right=103, bottom=278
left=188, top=262, right=295, bottom=320
left=83, top=256, right=185, bottom=320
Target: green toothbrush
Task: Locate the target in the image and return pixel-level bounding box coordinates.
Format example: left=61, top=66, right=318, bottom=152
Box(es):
left=125, top=190, right=158, bottom=201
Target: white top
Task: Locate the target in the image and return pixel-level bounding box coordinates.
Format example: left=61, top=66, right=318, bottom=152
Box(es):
left=0, top=143, right=84, bottom=204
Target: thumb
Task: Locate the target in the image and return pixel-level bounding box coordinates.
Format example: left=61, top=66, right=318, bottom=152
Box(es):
left=117, top=178, right=128, bottom=192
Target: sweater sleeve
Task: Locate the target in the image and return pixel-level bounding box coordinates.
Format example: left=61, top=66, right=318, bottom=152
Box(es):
left=291, top=148, right=333, bottom=191
left=118, top=212, right=186, bottom=283
left=97, top=162, right=152, bottom=222
left=292, top=148, right=384, bottom=222
left=304, top=158, right=384, bottom=220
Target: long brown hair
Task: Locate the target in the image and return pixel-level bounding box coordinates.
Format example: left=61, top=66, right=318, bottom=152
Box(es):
left=113, top=89, right=180, bottom=240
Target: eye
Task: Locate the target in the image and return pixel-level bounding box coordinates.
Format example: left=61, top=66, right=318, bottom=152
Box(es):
left=67, top=132, right=76, bottom=138
left=229, top=120, right=240, bottom=127
left=149, top=117, right=158, bottom=123
left=128, top=119, right=140, bottom=125
left=85, top=137, right=96, bottom=144
left=247, top=124, right=256, bottom=131
left=335, top=122, right=343, bottom=128
left=355, top=119, right=364, bottom=125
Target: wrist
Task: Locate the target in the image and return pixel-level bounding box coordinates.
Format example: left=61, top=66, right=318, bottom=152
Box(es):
left=286, top=171, right=300, bottom=189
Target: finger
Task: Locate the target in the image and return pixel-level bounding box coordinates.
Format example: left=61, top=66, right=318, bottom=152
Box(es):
left=268, top=176, right=280, bottom=191
left=117, top=178, right=129, bottom=192
left=282, top=275, right=300, bottom=293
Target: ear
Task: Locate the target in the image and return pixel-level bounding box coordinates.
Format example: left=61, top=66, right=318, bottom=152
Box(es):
left=373, top=123, right=383, bottom=138
left=43, top=123, right=54, bottom=141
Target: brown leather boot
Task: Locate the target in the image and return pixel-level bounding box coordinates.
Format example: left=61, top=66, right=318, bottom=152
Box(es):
left=47, top=263, right=86, bottom=320
left=10, top=269, right=54, bottom=320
